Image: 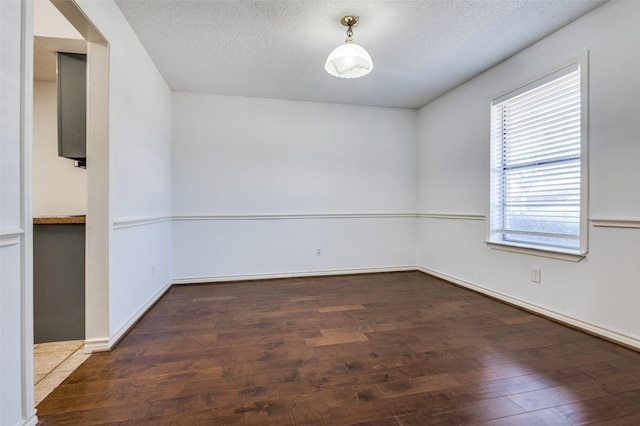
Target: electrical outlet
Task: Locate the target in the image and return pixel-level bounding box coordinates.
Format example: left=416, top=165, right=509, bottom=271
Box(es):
left=316, top=248, right=322, bottom=257
left=530, top=267, right=541, bottom=283
left=151, top=264, right=155, bottom=276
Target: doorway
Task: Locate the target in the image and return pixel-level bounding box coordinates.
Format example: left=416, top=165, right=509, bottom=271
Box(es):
left=30, top=0, right=109, bottom=406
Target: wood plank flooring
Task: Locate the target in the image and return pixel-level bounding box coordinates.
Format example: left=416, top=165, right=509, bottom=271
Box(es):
left=36, top=271, right=640, bottom=425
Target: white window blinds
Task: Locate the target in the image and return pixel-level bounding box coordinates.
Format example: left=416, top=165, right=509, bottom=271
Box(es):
left=489, top=62, right=585, bottom=253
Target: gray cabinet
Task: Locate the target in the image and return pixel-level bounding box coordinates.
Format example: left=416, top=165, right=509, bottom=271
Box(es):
left=57, top=52, right=86, bottom=165
left=33, top=221, right=85, bottom=343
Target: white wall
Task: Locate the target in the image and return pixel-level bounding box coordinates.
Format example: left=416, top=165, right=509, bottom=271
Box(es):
left=73, top=0, right=173, bottom=345
left=32, top=81, right=87, bottom=216
left=5, top=0, right=636, bottom=422
left=32, top=1, right=87, bottom=217
left=172, top=93, right=417, bottom=280
left=34, top=0, right=82, bottom=40
left=1, top=0, right=37, bottom=424
left=3, top=0, right=172, bottom=420
left=417, top=0, right=640, bottom=348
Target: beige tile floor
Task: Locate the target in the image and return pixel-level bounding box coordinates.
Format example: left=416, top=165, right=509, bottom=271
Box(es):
left=34, top=340, right=90, bottom=406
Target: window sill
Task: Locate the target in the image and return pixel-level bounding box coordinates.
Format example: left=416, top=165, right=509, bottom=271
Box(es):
left=486, top=242, right=586, bottom=262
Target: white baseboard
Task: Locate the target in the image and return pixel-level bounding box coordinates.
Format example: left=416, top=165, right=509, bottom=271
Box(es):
left=18, top=413, right=39, bottom=426
left=88, top=266, right=640, bottom=353
left=172, top=265, right=417, bottom=285
left=83, top=338, right=110, bottom=354
left=417, top=266, right=640, bottom=351
left=108, top=280, right=173, bottom=349
left=82, top=280, right=172, bottom=353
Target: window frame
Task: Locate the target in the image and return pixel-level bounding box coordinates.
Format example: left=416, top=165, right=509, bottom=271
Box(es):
left=487, top=55, right=589, bottom=261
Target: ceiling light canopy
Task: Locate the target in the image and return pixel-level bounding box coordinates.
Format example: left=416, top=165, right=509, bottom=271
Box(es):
left=325, top=15, right=373, bottom=79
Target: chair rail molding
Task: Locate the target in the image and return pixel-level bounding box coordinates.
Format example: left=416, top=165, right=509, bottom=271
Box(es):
left=417, top=213, right=485, bottom=220
left=113, top=216, right=172, bottom=230
left=590, top=217, right=640, bottom=229
left=173, top=212, right=416, bottom=221
left=0, top=228, right=24, bottom=247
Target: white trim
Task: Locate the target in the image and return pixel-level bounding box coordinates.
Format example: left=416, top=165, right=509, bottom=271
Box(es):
left=172, top=265, right=417, bottom=285
left=113, top=216, right=172, bottom=229
left=0, top=229, right=24, bottom=247
left=417, top=213, right=485, bottom=221
left=491, top=53, right=587, bottom=108
left=18, top=414, right=39, bottom=426
left=579, top=52, right=590, bottom=255
left=83, top=338, right=110, bottom=354
left=173, top=213, right=416, bottom=221
left=19, top=0, right=37, bottom=423
left=486, top=242, right=585, bottom=262
left=64, top=5, right=111, bottom=359
left=493, top=62, right=581, bottom=105
left=417, top=267, right=640, bottom=351
left=590, top=218, right=640, bottom=229
left=487, top=53, right=589, bottom=257
left=106, top=279, right=173, bottom=350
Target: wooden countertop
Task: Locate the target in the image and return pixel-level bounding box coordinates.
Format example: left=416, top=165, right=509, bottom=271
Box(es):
left=33, top=216, right=86, bottom=225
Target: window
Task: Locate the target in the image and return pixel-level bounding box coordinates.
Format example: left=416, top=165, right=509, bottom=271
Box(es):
left=489, top=59, right=588, bottom=258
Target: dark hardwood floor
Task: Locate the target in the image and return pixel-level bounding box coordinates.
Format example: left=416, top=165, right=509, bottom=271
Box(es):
left=36, top=271, right=640, bottom=425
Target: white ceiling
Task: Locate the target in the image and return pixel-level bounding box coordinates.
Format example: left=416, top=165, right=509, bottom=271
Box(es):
left=115, top=0, right=607, bottom=109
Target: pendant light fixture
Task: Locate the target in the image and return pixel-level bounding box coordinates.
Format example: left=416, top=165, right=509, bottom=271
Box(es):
left=325, top=15, right=373, bottom=79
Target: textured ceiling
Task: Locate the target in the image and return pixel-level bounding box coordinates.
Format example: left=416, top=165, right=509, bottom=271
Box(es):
left=115, top=0, right=607, bottom=109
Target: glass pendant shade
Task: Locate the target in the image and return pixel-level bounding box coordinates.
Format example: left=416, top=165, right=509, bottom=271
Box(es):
left=325, top=38, right=373, bottom=79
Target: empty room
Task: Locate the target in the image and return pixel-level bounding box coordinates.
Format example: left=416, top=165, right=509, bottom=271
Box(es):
left=2, top=0, right=640, bottom=425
